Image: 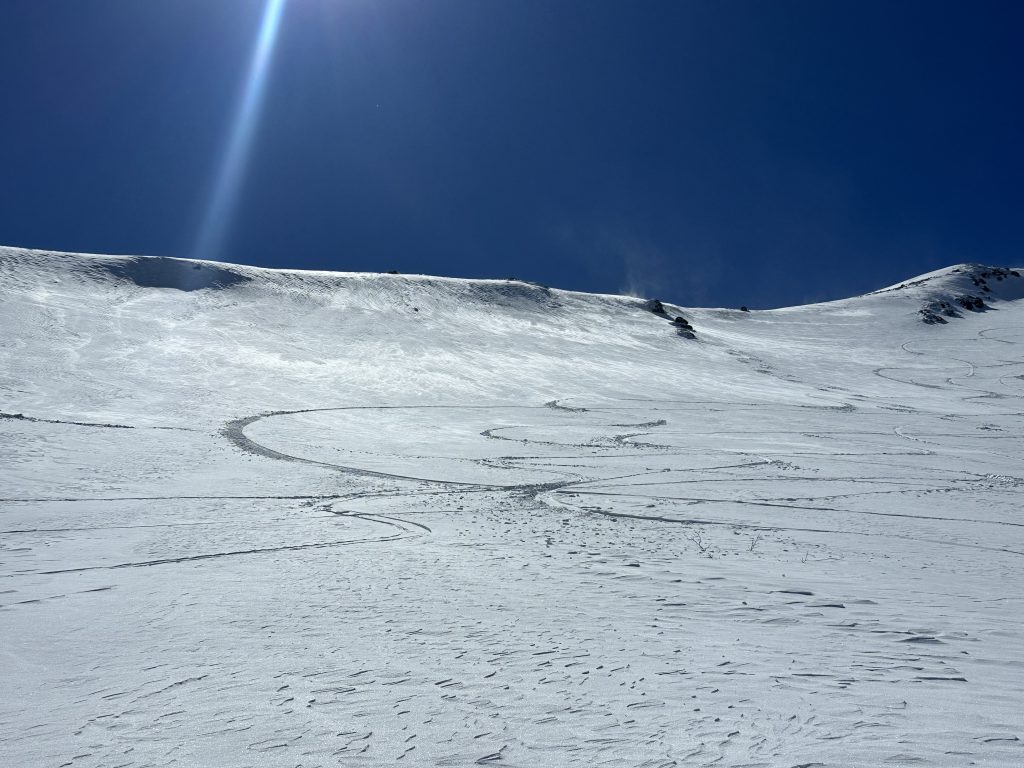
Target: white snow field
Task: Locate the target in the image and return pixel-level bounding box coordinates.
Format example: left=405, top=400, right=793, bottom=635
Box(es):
left=2, top=246, right=1024, bottom=767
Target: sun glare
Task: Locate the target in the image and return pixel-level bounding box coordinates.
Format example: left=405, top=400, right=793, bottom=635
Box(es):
left=193, top=0, right=287, bottom=262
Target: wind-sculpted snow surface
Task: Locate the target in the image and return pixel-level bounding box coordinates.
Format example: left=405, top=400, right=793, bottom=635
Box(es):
left=2, top=247, right=1024, bottom=767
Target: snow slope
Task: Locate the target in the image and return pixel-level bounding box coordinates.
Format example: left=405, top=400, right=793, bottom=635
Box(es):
left=2, top=246, right=1024, bottom=767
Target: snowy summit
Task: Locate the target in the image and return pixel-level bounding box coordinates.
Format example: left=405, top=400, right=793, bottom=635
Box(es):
left=3, top=246, right=1024, bottom=766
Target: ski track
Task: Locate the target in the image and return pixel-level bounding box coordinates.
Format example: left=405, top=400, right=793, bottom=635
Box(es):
left=3, top=253, right=1024, bottom=766
left=5, top=394, right=1024, bottom=765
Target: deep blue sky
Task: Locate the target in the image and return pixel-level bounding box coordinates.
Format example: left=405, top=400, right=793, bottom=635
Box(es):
left=1, top=1, right=1021, bottom=308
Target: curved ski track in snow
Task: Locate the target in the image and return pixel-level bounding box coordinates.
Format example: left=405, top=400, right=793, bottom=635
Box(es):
left=220, top=393, right=1024, bottom=562
left=5, top=252, right=1024, bottom=767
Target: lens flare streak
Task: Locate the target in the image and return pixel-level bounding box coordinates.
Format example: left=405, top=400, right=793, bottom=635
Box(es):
left=194, top=0, right=287, bottom=261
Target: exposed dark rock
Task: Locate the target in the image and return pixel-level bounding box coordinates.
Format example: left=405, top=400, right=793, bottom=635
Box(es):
left=956, top=295, right=987, bottom=311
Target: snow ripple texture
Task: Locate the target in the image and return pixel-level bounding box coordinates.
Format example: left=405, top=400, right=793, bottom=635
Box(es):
left=2, top=247, right=1024, bottom=767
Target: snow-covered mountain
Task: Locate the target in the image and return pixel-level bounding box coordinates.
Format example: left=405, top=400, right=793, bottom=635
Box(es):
left=3, top=246, right=1023, bottom=766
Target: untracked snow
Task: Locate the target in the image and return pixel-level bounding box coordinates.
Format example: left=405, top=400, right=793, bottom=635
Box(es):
left=2, top=247, right=1024, bottom=766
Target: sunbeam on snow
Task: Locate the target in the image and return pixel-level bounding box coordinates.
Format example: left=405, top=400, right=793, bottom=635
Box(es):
left=193, top=0, right=287, bottom=262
